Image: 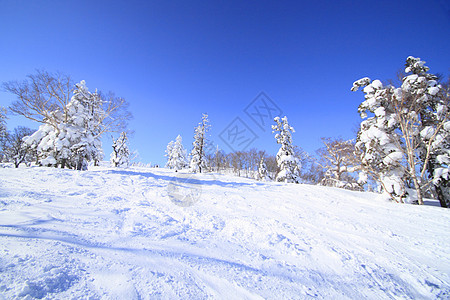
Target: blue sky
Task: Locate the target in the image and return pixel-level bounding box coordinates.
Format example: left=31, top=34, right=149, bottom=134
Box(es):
left=1, top=0, right=449, bottom=165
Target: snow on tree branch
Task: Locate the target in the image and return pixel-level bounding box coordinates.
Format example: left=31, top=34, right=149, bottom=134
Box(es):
left=353, top=56, right=449, bottom=207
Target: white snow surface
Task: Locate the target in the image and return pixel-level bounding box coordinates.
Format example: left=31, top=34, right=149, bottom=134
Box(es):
left=0, top=165, right=449, bottom=299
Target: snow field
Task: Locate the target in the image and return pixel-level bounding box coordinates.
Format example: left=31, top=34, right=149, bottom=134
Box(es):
left=0, top=166, right=449, bottom=299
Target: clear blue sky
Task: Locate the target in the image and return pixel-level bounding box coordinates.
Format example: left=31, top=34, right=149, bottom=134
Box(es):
left=1, top=0, right=449, bottom=165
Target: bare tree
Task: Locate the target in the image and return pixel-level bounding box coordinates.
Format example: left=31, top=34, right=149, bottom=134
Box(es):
left=230, top=151, right=244, bottom=176
left=3, top=70, right=132, bottom=136
left=213, top=147, right=226, bottom=172
left=196, top=146, right=279, bottom=180
left=3, top=70, right=73, bottom=128
left=94, top=90, right=132, bottom=136
left=2, top=127, right=35, bottom=167
left=301, top=163, right=325, bottom=185
left=262, top=154, right=278, bottom=180
left=316, top=137, right=361, bottom=189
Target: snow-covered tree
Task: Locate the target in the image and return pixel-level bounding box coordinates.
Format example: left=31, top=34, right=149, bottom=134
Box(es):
left=190, top=113, right=210, bottom=173
left=3, top=70, right=131, bottom=137
left=0, top=107, right=6, bottom=135
left=256, top=155, right=271, bottom=181
left=352, top=56, right=449, bottom=206
left=23, top=81, right=103, bottom=170
left=272, top=116, right=300, bottom=183
left=165, top=135, right=188, bottom=171
left=0, top=107, right=7, bottom=161
left=110, top=131, right=130, bottom=167
left=67, top=81, right=103, bottom=170
left=165, top=140, right=174, bottom=164
left=418, top=73, right=450, bottom=208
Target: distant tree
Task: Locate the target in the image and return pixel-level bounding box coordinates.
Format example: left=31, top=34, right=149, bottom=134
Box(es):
left=229, top=151, right=244, bottom=176
left=292, top=146, right=319, bottom=184
left=165, top=135, right=188, bottom=171
left=110, top=131, right=130, bottom=167
left=128, top=149, right=141, bottom=166
left=92, top=145, right=104, bottom=166
left=243, top=148, right=260, bottom=178
left=0, top=107, right=6, bottom=134
left=2, top=127, right=35, bottom=168
left=316, top=137, right=362, bottom=190
left=213, top=146, right=226, bottom=172
left=256, top=154, right=271, bottom=181
left=272, top=116, right=300, bottom=183
left=0, top=107, right=7, bottom=161
left=190, top=113, right=210, bottom=173
left=264, top=154, right=279, bottom=179
left=201, top=147, right=278, bottom=179
left=352, top=56, right=449, bottom=205
left=301, top=163, right=325, bottom=185
left=165, top=140, right=174, bottom=164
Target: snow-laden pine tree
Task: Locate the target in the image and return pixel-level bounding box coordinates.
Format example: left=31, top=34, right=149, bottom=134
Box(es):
left=352, top=56, right=449, bottom=206
left=110, top=132, right=130, bottom=167
left=190, top=114, right=210, bottom=173
left=0, top=107, right=7, bottom=161
left=272, top=116, right=300, bottom=183
left=166, top=135, right=188, bottom=171
left=0, top=107, right=6, bottom=137
left=66, top=81, right=103, bottom=170
left=165, top=140, right=174, bottom=165
left=257, top=155, right=271, bottom=181
left=24, top=81, right=103, bottom=170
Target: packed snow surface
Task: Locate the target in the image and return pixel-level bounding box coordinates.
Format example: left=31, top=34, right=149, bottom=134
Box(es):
left=0, top=166, right=449, bottom=299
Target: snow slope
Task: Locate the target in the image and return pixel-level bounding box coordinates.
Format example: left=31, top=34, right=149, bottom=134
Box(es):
left=0, top=166, right=449, bottom=299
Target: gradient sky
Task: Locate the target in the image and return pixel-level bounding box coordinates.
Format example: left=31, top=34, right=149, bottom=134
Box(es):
left=1, top=0, right=449, bottom=165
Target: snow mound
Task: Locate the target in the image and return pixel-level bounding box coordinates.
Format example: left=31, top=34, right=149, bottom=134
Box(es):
left=18, top=266, right=79, bottom=299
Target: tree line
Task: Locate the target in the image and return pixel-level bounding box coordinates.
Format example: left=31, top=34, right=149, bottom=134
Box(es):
left=1, top=57, right=449, bottom=207
left=165, top=57, right=449, bottom=207
left=165, top=113, right=363, bottom=188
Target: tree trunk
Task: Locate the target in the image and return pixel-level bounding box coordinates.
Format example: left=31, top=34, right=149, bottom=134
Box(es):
left=412, top=177, right=424, bottom=205
left=76, top=157, right=83, bottom=170
left=435, top=184, right=448, bottom=208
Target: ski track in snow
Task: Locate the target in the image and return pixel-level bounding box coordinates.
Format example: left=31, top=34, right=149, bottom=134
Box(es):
left=0, top=166, right=449, bottom=299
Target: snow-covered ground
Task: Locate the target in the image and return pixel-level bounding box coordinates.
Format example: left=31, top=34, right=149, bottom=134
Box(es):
left=0, top=165, right=449, bottom=299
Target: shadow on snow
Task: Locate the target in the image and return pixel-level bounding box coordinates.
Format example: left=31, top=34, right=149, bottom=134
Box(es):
left=101, top=169, right=265, bottom=188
